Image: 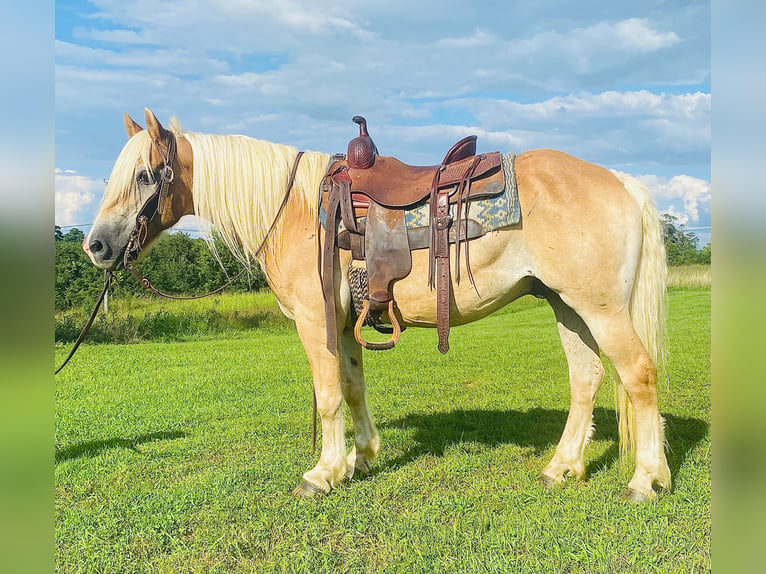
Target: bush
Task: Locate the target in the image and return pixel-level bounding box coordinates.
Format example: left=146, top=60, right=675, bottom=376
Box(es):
left=55, top=242, right=107, bottom=311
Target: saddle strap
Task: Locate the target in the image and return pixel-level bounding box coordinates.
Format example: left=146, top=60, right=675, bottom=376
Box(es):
left=435, top=192, right=451, bottom=354
left=322, top=182, right=344, bottom=355
left=338, top=169, right=358, bottom=233
left=453, top=154, right=484, bottom=287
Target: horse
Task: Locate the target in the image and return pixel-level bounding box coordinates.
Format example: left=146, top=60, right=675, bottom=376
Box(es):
left=83, top=108, right=670, bottom=502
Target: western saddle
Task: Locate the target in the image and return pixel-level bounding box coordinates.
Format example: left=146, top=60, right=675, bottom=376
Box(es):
left=321, top=116, right=505, bottom=355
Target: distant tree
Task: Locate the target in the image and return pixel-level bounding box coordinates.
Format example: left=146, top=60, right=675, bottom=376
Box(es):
left=660, top=214, right=705, bottom=266
left=197, top=235, right=268, bottom=292
left=698, top=242, right=711, bottom=265
left=62, top=227, right=85, bottom=244
left=132, top=232, right=206, bottom=294
left=55, top=225, right=64, bottom=242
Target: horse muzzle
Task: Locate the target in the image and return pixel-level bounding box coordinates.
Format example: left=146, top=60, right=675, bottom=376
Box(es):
left=83, top=223, right=133, bottom=270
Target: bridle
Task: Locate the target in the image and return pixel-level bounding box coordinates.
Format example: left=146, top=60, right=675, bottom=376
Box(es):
left=118, top=129, right=236, bottom=299
left=122, top=130, right=178, bottom=268
left=121, top=135, right=305, bottom=298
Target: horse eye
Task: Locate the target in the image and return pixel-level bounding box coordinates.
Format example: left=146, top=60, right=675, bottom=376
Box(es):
left=136, top=170, right=151, bottom=184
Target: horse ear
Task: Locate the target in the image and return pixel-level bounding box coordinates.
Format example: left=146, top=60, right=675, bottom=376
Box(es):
left=123, top=113, right=144, bottom=138
left=144, top=108, right=168, bottom=142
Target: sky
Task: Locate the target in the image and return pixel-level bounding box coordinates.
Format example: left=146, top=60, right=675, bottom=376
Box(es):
left=54, top=0, right=711, bottom=245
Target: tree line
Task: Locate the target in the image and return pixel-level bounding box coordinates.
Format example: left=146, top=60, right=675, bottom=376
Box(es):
left=56, top=215, right=709, bottom=311
left=55, top=226, right=267, bottom=311
left=660, top=214, right=711, bottom=266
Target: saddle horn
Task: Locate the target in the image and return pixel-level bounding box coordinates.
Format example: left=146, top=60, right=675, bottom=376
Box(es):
left=348, top=116, right=378, bottom=169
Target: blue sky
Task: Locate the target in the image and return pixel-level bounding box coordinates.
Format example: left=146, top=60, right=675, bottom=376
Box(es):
left=55, top=0, right=711, bottom=244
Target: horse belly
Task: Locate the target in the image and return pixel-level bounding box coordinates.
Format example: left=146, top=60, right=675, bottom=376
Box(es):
left=390, top=231, right=531, bottom=327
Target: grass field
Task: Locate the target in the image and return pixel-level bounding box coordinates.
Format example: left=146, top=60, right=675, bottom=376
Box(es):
left=55, top=287, right=710, bottom=573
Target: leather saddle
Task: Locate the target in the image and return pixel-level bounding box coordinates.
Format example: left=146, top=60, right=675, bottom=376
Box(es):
left=321, top=116, right=505, bottom=355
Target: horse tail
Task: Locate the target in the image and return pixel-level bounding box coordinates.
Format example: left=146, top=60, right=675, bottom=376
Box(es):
left=610, top=171, right=667, bottom=455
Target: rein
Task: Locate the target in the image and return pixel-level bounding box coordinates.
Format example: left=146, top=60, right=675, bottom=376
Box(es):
left=55, top=149, right=305, bottom=374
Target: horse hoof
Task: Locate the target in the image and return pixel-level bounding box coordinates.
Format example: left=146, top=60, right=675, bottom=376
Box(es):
left=620, top=488, right=653, bottom=504
left=292, top=480, right=327, bottom=498
left=540, top=474, right=560, bottom=488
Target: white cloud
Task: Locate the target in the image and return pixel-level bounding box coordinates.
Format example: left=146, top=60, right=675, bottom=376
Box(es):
left=55, top=40, right=230, bottom=76
left=638, top=174, right=711, bottom=224
left=439, top=90, right=709, bottom=165
left=83, top=28, right=157, bottom=45
left=517, top=18, right=679, bottom=58
left=614, top=18, right=680, bottom=52
left=436, top=28, right=498, bottom=48
left=662, top=205, right=691, bottom=226
left=55, top=168, right=102, bottom=227
left=465, top=90, right=710, bottom=123
left=55, top=4, right=705, bottom=117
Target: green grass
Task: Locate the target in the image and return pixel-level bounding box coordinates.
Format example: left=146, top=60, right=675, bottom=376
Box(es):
left=55, top=290, right=710, bottom=573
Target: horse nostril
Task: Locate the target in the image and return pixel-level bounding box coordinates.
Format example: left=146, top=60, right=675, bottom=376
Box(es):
left=90, top=239, right=104, bottom=253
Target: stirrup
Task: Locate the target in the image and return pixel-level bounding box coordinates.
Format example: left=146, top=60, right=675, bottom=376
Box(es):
left=354, top=299, right=401, bottom=350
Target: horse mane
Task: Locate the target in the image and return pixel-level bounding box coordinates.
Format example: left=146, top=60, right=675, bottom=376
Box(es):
left=184, top=131, right=329, bottom=266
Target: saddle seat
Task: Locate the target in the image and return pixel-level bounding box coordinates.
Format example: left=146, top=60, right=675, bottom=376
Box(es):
left=348, top=152, right=503, bottom=210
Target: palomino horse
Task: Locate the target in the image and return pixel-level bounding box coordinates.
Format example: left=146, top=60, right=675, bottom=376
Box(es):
left=84, top=109, right=670, bottom=502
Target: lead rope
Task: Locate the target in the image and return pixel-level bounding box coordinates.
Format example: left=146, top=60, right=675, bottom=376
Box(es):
left=55, top=271, right=113, bottom=375
left=125, top=264, right=248, bottom=300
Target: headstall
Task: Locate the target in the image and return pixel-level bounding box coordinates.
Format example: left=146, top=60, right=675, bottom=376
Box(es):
left=123, top=130, right=178, bottom=267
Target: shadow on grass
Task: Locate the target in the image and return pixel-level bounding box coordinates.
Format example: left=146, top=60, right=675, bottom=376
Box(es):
left=55, top=430, right=187, bottom=464
left=379, top=407, right=707, bottom=479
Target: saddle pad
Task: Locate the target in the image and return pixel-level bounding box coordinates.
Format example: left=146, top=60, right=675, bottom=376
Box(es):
left=318, top=152, right=520, bottom=234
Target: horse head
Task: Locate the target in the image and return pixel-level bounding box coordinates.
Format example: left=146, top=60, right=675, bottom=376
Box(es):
left=84, top=108, right=194, bottom=269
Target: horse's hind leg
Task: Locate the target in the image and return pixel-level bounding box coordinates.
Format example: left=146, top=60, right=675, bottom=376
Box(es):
left=339, top=328, right=380, bottom=479
left=574, top=307, right=671, bottom=500
left=542, top=293, right=605, bottom=484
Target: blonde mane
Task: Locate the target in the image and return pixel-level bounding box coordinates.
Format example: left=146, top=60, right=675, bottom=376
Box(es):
left=184, top=131, right=329, bottom=266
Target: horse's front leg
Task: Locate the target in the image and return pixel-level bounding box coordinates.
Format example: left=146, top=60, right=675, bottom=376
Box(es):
left=339, top=328, right=379, bottom=479
left=292, top=316, right=350, bottom=497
